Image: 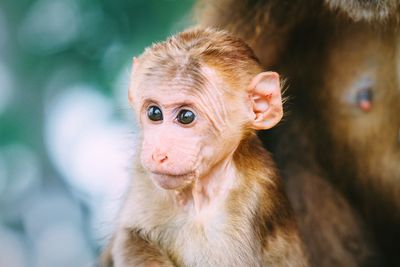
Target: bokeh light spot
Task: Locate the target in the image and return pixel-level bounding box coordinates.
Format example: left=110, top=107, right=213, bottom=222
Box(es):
left=18, top=0, right=80, bottom=54
left=0, top=226, right=28, bottom=267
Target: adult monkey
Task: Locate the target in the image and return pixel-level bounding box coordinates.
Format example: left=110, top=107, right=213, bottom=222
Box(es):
left=196, top=0, right=400, bottom=266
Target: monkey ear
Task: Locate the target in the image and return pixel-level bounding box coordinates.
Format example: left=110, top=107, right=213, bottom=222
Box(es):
left=133, top=57, right=140, bottom=72
left=128, top=57, right=140, bottom=104
left=248, top=72, right=283, bottom=130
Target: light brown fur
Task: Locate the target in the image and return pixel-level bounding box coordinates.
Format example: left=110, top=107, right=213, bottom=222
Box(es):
left=108, top=137, right=306, bottom=267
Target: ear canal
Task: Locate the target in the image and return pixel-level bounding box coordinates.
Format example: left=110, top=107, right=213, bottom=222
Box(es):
left=249, top=72, right=283, bottom=130
left=253, top=95, right=270, bottom=114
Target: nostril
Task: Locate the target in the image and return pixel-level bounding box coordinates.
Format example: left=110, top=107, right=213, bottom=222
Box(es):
left=160, top=154, right=168, bottom=163
left=152, top=153, right=168, bottom=163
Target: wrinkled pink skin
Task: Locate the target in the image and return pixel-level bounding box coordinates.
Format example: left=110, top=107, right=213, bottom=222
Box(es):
left=129, top=62, right=282, bottom=212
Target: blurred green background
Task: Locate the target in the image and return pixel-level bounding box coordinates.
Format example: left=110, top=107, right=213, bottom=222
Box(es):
left=0, top=0, right=194, bottom=266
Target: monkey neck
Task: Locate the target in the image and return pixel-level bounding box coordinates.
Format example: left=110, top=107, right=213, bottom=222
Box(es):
left=176, top=154, right=238, bottom=215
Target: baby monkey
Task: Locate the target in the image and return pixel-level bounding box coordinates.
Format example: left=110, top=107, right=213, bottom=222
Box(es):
left=102, top=28, right=308, bottom=267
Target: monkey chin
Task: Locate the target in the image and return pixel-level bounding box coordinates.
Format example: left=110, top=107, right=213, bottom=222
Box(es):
left=150, top=172, right=195, bottom=190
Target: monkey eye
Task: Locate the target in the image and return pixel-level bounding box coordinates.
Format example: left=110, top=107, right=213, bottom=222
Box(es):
left=177, top=109, right=196, bottom=125
left=147, top=105, right=163, bottom=121
left=356, top=87, right=373, bottom=112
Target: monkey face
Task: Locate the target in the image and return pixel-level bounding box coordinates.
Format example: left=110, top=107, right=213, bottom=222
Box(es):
left=134, top=84, right=245, bottom=190
left=127, top=28, right=283, bottom=191
left=130, top=68, right=282, bottom=191
left=320, top=25, right=400, bottom=215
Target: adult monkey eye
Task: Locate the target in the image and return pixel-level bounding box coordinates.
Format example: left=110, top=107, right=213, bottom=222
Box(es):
left=356, top=87, right=373, bottom=112
left=147, top=105, right=163, bottom=121
left=177, top=109, right=196, bottom=125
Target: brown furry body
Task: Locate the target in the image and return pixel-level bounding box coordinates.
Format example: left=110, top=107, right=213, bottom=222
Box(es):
left=104, top=137, right=306, bottom=267
left=196, top=0, right=400, bottom=266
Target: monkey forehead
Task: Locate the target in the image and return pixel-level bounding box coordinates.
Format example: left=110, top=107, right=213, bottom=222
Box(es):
left=135, top=63, right=231, bottom=101
left=142, top=71, right=227, bottom=108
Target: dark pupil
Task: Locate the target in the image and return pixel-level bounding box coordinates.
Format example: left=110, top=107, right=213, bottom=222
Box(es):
left=177, top=110, right=195, bottom=124
left=356, top=88, right=373, bottom=103
left=147, top=106, right=163, bottom=121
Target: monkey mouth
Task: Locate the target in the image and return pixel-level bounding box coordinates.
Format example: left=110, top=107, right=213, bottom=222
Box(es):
left=150, top=171, right=195, bottom=190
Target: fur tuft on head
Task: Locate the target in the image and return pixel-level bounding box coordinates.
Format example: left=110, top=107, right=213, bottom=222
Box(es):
left=325, top=0, right=400, bottom=22
left=136, top=27, right=264, bottom=94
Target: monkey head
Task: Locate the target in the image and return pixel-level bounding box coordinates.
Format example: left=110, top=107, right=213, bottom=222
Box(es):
left=316, top=24, right=400, bottom=220
left=128, top=29, right=283, bottom=190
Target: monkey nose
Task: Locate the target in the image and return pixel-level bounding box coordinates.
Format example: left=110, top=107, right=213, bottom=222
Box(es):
left=152, top=152, right=168, bottom=164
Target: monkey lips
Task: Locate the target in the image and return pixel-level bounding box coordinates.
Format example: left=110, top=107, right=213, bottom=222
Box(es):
left=150, top=171, right=196, bottom=190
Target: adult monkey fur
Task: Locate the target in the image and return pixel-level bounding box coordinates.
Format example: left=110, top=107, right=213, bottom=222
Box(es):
left=196, top=0, right=400, bottom=266
left=102, top=28, right=308, bottom=267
